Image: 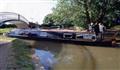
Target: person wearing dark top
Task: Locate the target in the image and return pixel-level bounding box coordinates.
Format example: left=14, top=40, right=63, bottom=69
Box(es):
left=93, top=23, right=100, bottom=36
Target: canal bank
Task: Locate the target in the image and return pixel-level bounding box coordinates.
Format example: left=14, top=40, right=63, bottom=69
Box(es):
left=24, top=40, right=120, bottom=70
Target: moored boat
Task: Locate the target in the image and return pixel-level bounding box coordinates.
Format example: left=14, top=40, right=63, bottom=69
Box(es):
left=7, top=28, right=119, bottom=47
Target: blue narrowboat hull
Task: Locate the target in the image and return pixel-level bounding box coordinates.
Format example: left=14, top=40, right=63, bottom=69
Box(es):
left=7, top=30, right=114, bottom=47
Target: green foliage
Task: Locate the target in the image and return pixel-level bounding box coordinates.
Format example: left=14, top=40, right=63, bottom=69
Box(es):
left=12, top=39, right=34, bottom=70
left=53, top=0, right=86, bottom=27
left=43, top=0, right=120, bottom=29
left=44, top=0, right=86, bottom=28
left=43, top=14, right=54, bottom=24
left=89, top=0, right=120, bottom=27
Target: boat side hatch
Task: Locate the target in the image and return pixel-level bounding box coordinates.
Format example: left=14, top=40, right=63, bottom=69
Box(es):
left=76, top=33, right=96, bottom=40
left=63, top=33, right=73, bottom=39
left=39, top=32, right=48, bottom=37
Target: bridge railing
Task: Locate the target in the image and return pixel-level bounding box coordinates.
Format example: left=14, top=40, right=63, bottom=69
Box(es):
left=0, top=12, right=29, bottom=24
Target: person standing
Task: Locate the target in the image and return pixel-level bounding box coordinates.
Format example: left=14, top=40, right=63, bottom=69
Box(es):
left=99, top=23, right=105, bottom=33
left=88, top=22, right=94, bottom=32
left=99, top=23, right=105, bottom=40
left=93, top=22, right=100, bottom=40
left=94, top=23, right=100, bottom=36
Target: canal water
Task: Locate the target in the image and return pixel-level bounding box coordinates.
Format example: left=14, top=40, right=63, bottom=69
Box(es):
left=25, top=40, right=120, bottom=70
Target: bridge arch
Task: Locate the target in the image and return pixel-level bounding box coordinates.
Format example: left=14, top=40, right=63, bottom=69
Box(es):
left=0, top=12, right=29, bottom=28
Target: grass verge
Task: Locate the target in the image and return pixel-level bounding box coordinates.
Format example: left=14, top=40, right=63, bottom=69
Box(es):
left=0, top=28, right=13, bottom=34
left=10, top=39, right=34, bottom=70
left=0, top=35, right=15, bottom=42
left=0, top=28, right=14, bottom=42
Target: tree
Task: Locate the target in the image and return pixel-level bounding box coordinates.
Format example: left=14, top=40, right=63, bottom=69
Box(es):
left=43, top=0, right=120, bottom=28
left=52, top=0, right=87, bottom=28
left=43, top=14, right=54, bottom=24
left=72, top=0, right=120, bottom=27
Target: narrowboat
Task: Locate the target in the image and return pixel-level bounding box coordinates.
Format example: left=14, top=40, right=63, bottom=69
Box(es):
left=7, top=28, right=120, bottom=46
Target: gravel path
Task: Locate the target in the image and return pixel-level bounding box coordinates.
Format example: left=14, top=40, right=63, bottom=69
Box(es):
left=0, top=42, right=13, bottom=70
left=0, top=42, right=10, bottom=46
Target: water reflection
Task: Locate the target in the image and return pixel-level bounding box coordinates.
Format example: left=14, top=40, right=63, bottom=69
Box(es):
left=35, top=49, right=56, bottom=70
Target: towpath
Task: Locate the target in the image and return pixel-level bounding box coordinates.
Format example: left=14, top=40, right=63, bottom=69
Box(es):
left=0, top=41, right=13, bottom=70
left=0, top=41, right=43, bottom=70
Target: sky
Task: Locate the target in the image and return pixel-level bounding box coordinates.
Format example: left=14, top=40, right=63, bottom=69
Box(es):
left=0, top=0, right=57, bottom=24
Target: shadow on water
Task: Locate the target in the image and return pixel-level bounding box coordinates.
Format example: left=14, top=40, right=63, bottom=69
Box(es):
left=33, top=40, right=63, bottom=57
left=25, top=40, right=97, bottom=70
left=23, top=37, right=120, bottom=48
